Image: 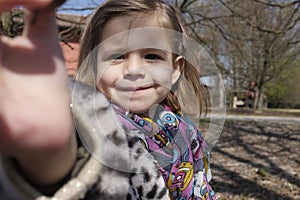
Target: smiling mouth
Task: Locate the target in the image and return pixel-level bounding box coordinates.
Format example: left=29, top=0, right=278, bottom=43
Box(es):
left=134, top=86, right=152, bottom=91
left=117, top=85, right=153, bottom=92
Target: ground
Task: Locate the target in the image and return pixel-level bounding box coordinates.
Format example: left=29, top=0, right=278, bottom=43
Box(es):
left=207, top=115, right=300, bottom=200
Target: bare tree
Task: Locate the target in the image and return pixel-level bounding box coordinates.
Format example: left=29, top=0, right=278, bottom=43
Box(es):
left=1, top=0, right=299, bottom=110
left=173, top=0, right=300, bottom=110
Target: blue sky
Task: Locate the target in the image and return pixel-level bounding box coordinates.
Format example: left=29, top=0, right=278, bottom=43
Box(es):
left=58, top=0, right=104, bottom=16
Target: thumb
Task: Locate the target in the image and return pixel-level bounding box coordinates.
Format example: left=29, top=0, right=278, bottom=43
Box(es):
left=0, top=0, right=64, bottom=13
left=0, top=1, right=47, bottom=12
left=23, top=0, right=66, bottom=42
left=23, top=9, right=59, bottom=40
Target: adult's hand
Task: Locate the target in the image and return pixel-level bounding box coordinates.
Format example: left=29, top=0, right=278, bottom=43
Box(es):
left=0, top=0, right=66, bottom=12
left=0, top=0, right=76, bottom=185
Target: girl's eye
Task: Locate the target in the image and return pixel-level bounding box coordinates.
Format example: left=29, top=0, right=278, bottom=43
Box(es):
left=108, top=54, right=125, bottom=60
left=145, top=54, right=162, bottom=60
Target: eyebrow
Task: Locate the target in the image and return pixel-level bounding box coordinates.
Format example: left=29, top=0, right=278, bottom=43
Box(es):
left=144, top=48, right=167, bottom=52
left=100, top=48, right=168, bottom=57
left=99, top=48, right=127, bottom=59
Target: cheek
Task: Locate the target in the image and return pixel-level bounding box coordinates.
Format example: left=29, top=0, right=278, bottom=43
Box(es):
left=157, top=86, right=171, bottom=99
left=97, top=64, right=120, bottom=86
left=150, top=68, right=173, bottom=89
left=97, top=70, right=116, bottom=99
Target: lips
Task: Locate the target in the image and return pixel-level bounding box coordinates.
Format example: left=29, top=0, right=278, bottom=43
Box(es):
left=134, top=86, right=152, bottom=91
left=116, top=85, right=153, bottom=92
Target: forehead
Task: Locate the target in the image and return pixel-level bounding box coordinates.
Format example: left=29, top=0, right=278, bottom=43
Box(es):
left=101, top=15, right=164, bottom=41
left=99, top=15, right=175, bottom=54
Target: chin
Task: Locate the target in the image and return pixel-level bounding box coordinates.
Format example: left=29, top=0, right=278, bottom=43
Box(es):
left=127, top=104, right=150, bottom=114
left=128, top=107, right=148, bottom=114
left=112, top=101, right=147, bottom=114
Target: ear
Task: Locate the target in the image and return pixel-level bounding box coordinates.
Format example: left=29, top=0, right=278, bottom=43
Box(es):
left=172, top=56, right=185, bottom=85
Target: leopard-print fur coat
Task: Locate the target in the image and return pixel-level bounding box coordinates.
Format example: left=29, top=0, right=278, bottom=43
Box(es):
left=0, top=79, right=170, bottom=200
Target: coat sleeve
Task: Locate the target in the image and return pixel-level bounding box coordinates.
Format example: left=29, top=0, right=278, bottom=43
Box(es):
left=0, top=145, right=102, bottom=200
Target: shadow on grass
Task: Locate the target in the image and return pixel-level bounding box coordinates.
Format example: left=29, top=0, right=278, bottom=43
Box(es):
left=210, top=119, right=300, bottom=200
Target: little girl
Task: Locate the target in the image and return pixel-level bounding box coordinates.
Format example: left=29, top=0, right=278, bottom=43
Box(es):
left=0, top=0, right=217, bottom=199
left=76, top=0, right=216, bottom=199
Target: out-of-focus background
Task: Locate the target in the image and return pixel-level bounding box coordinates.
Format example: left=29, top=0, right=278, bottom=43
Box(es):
left=1, top=0, right=299, bottom=199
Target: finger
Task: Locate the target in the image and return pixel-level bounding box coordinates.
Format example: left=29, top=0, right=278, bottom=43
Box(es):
left=23, top=0, right=66, bottom=40
left=0, top=0, right=65, bottom=12
left=0, top=0, right=50, bottom=12
left=43, top=0, right=66, bottom=11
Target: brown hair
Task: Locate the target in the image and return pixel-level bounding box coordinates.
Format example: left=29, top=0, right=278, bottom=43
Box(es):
left=77, top=0, right=208, bottom=117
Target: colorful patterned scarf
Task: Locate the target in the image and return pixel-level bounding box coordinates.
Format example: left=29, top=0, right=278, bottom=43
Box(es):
left=113, top=104, right=217, bottom=200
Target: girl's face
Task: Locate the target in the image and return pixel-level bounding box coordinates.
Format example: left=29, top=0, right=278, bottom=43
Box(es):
left=96, top=16, right=182, bottom=114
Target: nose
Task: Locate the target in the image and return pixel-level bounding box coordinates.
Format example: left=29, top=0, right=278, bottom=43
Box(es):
left=124, top=52, right=145, bottom=78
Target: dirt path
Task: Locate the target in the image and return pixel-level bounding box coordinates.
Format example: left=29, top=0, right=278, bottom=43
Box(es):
left=209, top=116, right=300, bottom=200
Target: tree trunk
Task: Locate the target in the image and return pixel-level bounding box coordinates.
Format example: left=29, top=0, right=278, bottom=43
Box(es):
left=254, top=87, right=266, bottom=112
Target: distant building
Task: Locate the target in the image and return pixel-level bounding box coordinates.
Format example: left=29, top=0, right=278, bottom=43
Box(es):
left=60, top=41, right=80, bottom=75
left=57, top=13, right=87, bottom=76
